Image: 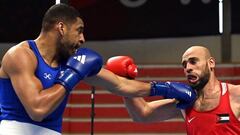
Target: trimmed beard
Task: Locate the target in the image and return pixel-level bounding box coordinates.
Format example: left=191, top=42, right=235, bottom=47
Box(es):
left=56, top=42, right=74, bottom=64
left=190, top=64, right=210, bottom=91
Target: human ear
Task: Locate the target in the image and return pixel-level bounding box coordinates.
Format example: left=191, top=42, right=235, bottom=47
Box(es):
left=57, top=22, right=65, bottom=36
left=209, top=57, right=216, bottom=69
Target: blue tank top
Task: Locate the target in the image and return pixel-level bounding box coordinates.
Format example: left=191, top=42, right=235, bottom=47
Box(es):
left=0, top=40, right=69, bottom=133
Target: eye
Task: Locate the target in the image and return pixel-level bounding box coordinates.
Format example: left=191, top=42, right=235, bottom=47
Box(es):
left=189, top=58, right=197, bottom=65
left=78, top=27, right=84, bottom=34
left=182, top=61, right=187, bottom=68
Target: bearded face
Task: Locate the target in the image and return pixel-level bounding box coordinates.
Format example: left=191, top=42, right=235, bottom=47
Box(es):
left=56, top=37, right=79, bottom=64
left=189, top=63, right=210, bottom=91
left=56, top=18, right=85, bottom=64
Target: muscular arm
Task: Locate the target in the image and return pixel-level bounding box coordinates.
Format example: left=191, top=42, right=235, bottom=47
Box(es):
left=2, top=45, right=66, bottom=121
left=123, top=97, right=182, bottom=122
left=84, top=68, right=151, bottom=97
left=84, top=70, right=182, bottom=122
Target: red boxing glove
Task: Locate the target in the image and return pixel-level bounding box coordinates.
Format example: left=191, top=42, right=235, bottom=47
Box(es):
left=106, top=56, right=138, bottom=79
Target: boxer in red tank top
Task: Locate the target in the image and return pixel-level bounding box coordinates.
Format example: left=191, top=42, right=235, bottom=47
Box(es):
left=122, top=46, right=240, bottom=135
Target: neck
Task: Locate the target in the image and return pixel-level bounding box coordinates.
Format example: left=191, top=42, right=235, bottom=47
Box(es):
left=34, top=31, right=59, bottom=66
left=198, top=76, right=220, bottom=99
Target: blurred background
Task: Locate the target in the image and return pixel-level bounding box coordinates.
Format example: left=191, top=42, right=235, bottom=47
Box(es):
left=0, top=0, right=240, bottom=64
left=1, top=0, right=240, bottom=64
left=0, top=0, right=240, bottom=134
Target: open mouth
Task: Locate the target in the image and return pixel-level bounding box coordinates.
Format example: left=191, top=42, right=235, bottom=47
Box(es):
left=72, top=46, right=79, bottom=53
left=187, top=74, right=198, bottom=84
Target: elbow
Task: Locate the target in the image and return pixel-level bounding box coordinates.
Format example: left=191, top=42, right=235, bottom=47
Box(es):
left=130, top=112, right=153, bottom=123
left=130, top=111, right=157, bottom=123
left=28, top=109, right=47, bottom=122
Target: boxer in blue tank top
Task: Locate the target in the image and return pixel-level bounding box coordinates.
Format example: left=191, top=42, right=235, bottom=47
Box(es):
left=0, top=40, right=67, bottom=132
left=0, top=4, right=103, bottom=135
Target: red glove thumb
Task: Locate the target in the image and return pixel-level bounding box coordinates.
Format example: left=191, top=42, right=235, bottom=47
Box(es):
left=106, top=56, right=138, bottom=79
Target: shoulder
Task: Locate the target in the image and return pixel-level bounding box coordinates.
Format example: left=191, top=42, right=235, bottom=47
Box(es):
left=228, top=83, right=240, bottom=97
left=3, top=41, right=36, bottom=63
left=2, top=41, right=37, bottom=75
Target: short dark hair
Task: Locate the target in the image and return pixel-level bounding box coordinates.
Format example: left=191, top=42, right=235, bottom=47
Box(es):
left=41, top=3, right=80, bottom=32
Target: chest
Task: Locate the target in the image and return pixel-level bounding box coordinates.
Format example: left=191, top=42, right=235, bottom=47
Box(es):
left=35, top=61, right=60, bottom=89
left=185, top=83, right=240, bottom=134
left=194, top=97, right=219, bottom=112
left=185, top=110, right=240, bottom=135
left=194, top=94, right=240, bottom=120
left=188, top=93, right=240, bottom=126
left=186, top=100, right=240, bottom=135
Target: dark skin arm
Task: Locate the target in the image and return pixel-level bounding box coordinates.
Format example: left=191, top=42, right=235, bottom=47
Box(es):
left=1, top=43, right=67, bottom=122
left=85, top=69, right=183, bottom=122
left=84, top=68, right=151, bottom=97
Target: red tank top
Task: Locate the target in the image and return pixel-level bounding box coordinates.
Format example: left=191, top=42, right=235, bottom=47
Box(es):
left=185, top=82, right=240, bottom=135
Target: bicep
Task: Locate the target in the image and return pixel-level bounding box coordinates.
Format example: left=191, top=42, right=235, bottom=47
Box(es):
left=10, top=72, right=43, bottom=102
left=2, top=47, right=43, bottom=108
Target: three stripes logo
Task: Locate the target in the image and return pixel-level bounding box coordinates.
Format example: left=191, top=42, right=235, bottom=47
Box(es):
left=73, top=55, right=86, bottom=64
left=185, top=91, right=192, bottom=97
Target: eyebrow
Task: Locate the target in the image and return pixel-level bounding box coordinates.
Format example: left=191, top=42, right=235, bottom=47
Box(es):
left=189, top=57, right=198, bottom=61
left=181, top=57, right=199, bottom=65
left=181, top=60, right=187, bottom=67
left=77, top=26, right=84, bottom=33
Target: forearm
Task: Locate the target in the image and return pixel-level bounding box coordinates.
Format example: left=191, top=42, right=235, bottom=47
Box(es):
left=116, top=77, right=151, bottom=97
left=85, top=68, right=151, bottom=97
left=123, top=97, right=150, bottom=122
left=19, top=83, right=66, bottom=122
left=34, top=84, right=66, bottom=118
left=124, top=97, right=179, bottom=122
